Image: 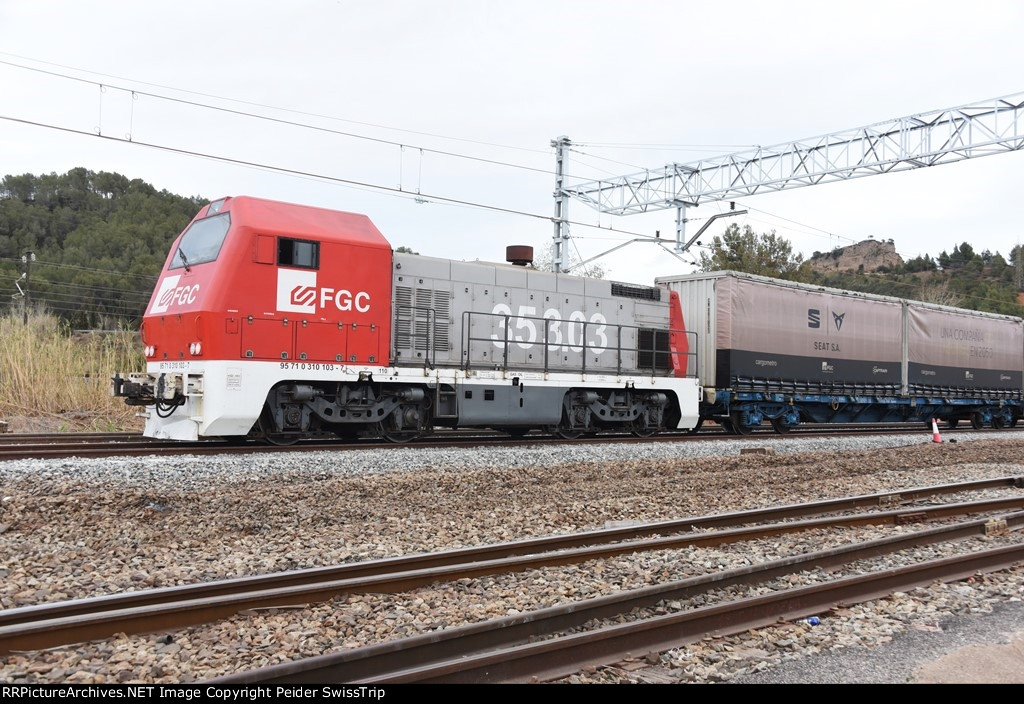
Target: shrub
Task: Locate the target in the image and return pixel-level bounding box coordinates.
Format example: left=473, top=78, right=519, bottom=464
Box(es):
left=0, top=312, right=144, bottom=431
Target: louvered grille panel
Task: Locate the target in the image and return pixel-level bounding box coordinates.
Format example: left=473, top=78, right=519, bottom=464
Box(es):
left=393, top=285, right=451, bottom=361
left=394, top=286, right=414, bottom=349
left=432, top=289, right=451, bottom=350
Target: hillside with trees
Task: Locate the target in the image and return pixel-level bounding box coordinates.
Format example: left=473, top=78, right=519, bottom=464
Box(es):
left=0, top=168, right=204, bottom=328
left=698, top=223, right=1024, bottom=316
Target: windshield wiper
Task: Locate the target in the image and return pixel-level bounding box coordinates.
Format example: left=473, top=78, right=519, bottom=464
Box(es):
left=177, top=248, right=192, bottom=272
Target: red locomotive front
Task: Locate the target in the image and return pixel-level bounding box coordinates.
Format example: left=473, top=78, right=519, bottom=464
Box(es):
left=114, top=196, right=402, bottom=441
left=141, top=196, right=393, bottom=366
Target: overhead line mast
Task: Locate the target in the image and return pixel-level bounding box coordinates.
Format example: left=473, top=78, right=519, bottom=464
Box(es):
left=551, top=136, right=571, bottom=273
left=556, top=92, right=1024, bottom=258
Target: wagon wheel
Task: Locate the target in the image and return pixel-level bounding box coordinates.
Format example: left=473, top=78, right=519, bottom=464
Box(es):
left=946, top=418, right=960, bottom=429
left=730, top=411, right=753, bottom=436
left=770, top=417, right=792, bottom=435
left=992, top=415, right=1006, bottom=430
left=970, top=413, right=983, bottom=430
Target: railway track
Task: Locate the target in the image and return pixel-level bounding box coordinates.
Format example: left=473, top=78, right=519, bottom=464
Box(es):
left=217, top=540, right=1024, bottom=685
left=0, top=424, right=1014, bottom=461
left=3, top=477, right=1022, bottom=682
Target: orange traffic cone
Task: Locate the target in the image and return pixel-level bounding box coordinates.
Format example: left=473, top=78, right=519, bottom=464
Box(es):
left=931, top=418, right=943, bottom=443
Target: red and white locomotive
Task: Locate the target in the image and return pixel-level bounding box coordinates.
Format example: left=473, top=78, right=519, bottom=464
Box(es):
left=113, top=196, right=702, bottom=443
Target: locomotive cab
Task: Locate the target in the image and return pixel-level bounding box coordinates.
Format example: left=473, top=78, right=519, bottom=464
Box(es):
left=114, top=196, right=394, bottom=440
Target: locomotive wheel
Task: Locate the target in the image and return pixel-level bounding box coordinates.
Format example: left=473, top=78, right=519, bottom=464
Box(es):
left=377, top=401, right=431, bottom=444
left=379, top=428, right=422, bottom=443
left=378, top=424, right=423, bottom=443
left=630, top=420, right=660, bottom=438
left=257, top=410, right=300, bottom=446
left=377, top=419, right=425, bottom=444
left=548, top=405, right=591, bottom=440
left=549, top=426, right=584, bottom=440
left=264, top=433, right=301, bottom=446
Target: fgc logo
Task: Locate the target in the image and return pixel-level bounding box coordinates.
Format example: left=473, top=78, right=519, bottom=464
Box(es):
left=276, top=269, right=370, bottom=315
left=150, top=275, right=200, bottom=314
left=290, top=284, right=317, bottom=309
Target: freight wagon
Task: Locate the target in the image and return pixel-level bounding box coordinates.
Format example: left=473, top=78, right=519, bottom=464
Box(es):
left=655, top=271, right=1024, bottom=434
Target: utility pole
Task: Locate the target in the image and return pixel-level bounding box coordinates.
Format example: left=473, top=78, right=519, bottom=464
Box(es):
left=551, top=136, right=571, bottom=273
left=21, top=250, right=34, bottom=325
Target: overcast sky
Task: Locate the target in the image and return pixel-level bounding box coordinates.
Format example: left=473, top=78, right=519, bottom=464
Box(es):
left=2, top=0, right=1022, bottom=286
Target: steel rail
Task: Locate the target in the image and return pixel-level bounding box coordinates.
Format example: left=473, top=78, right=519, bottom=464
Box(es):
left=2, top=488, right=1023, bottom=654
left=2, top=475, right=1017, bottom=628
left=209, top=512, right=1024, bottom=684
left=2, top=426, right=1019, bottom=461
left=362, top=541, right=1024, bottom=684
left=0, top=432, right=141, bottom=443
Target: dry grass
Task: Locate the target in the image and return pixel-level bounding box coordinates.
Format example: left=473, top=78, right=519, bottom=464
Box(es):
left=0, top=312, right=145, bottom=432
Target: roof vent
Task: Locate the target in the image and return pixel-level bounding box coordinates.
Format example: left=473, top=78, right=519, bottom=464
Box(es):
left=506, top=245, right=534, bottom=267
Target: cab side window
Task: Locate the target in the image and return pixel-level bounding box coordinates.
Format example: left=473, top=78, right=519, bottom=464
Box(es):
left=279, top=238, right=319, bottom=269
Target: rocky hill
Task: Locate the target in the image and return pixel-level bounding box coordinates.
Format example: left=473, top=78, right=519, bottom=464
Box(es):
left=808, top=239, right=904, bottom=274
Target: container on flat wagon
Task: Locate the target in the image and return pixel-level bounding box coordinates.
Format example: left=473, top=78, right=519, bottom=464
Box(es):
left=906, top=302, right=1024, bottom=396
left=655, top=271, right=905, bottom=398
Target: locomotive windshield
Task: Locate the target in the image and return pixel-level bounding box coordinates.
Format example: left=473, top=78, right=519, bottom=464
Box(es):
left=169, top=212, right=230, bottom=270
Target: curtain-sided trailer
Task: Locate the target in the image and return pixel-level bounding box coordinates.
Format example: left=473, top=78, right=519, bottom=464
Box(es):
left=655, top=271, right=1024, bottom=434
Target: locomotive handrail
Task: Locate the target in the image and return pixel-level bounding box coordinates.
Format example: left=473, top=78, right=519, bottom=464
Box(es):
left=459, top=310, right=697, bottom=378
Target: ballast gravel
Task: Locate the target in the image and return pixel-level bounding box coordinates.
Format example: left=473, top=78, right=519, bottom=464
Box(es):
left=1, top=430, right=1023, bottom=684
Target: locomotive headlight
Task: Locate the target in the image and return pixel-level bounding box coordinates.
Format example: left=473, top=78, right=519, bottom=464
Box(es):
left=144, top=345, right=155, bottom=357
left=189, top=342, right=203, bottom=356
